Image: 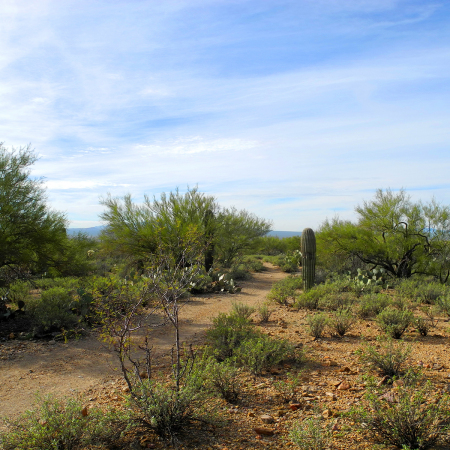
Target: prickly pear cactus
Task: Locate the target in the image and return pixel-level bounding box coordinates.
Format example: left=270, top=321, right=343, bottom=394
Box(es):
left=355, top=268, right=388, bottom=290
left=301, top=228, right=316, bottom=291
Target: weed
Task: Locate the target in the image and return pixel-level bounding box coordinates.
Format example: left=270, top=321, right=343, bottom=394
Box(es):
left=306, top=313, right=329, bottom=339
left=329, top=309, right=356, bottom=337
left=358, top=338, right=411, bottom=377
left=231, top=301, right=255, bottom=320
left=289, top=417, right=331, bottom=450
left=257, top=302, right=273, bottom=323
left=273, top=372, right=303, bottom=403
left=203, top=358, right=242, bottom=403
left=357, top=293, right=392, bottom=318
left=377, top=307, right=414, bottom=339
left=415, top=317, right=432, bottom=336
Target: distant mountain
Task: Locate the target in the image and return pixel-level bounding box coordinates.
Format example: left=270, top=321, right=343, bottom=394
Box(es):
left=68, top=226, right=301, bottom=239
left=266, top=231, right=302, bottom=238
left=68, top=226, right=104, bottom=237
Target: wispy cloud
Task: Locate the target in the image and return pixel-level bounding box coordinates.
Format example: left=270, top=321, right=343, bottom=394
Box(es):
left=1, top=0, right=450, bottom=229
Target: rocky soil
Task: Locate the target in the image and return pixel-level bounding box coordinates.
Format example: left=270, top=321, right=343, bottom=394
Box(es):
left=1, top=264, right=450, bottom=449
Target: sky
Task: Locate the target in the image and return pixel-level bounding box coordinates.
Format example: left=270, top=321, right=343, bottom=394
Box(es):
left=1, top=0, right=450, bottom=231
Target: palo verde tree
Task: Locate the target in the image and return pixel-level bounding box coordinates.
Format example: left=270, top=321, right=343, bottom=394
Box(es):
left=99, top=187, right=272, bottom=270
left=0, top=144, right=68, bottom=284
left=318, top=189, right=450, bottom=280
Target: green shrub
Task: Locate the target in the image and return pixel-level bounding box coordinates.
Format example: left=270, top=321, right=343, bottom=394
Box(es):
left=0, top=394, right=126, bottom=450
left=377, top=307, right=414, bottom=339
left=203, top=358, right=242, bottom=403
left=267, top=276, right=302, bottom=305
left=306, top=313, right=329, bottom=339
left=273, top=371, right=302, bottom=403
left=415, top=316, right=432, bottom=336
left=289, top=417, right=331, bottom=450
left=329, top=309, right=356, bottom=336
left=357, top=293, right=392, bottom=318
left=235, top=335, right=298, bottom=376
left=8, top=281, right=32, bottom=304
left=28, top=287, right=79, bottom=334
left=295, top=289, right=321, bottom=310
left=206, top=313, right=257, bottom=361
left=231, top=301, right=255, bottom=320
left=437, top=294, right=450, bottom=317
left=358, top=338, right=411, bottom=377
left=257, top=302, right=273, bottom=323
left=352, top=377, right=450, bottom=449
left=321, top=292, right=357, bottom=311
left=127, top=377, right=205, bottom=439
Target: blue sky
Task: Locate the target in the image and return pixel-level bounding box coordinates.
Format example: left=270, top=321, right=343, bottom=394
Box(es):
left=2, top=0, right=450, bottom=230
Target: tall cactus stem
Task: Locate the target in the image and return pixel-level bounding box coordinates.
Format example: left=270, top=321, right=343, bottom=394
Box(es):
left=301, top=228, right=316, bottom=291
left=204, top=209, right=215, bottom=272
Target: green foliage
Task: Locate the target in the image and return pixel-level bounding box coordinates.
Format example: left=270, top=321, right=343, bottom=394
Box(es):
left=257, top=302, right=273, bottom=323
left=28, top=287, right=80, bottom=334
left=436, top=294, right=450, bottom=317
left=321, top=291, right=357, bottom=311
left=273, top=371, right=303, bottom=403
left=353, top=267, right=389, bottom=290
left=306, top=313, right=329, bottom=338
left=206, top=313, right=257, bottom=361
left=353, top=377, right=450, bottom=449
left=235, top=334, right=297, bottom=376
left=289, top=417, right=331, bottom=450
left=202, top=357, right=242, bottom=403
left=100, top=187, right=271, bottom=270
left=414, top=316, right=432, bottom=336
left=356, top=293, right=392, bottom=318
left=0, top=394, right=126, bottom=450
left=295, top=289, right=322, bottom=310
left=358, top=338, right=411, bottom=377
left=318, top=189, right=450, bottom=280
left=329, top=309, right=356, bottom=336
left=278, top=250, right=302, bottom=273
left=253, top=235, right=301, bottom=256
left=267, top=276, right=302, bottom=305
left=377, top=307, right=414, bottom=339
left=0, top=144, right=68, bottom=283
left=231, top=301, right=255, bottom=319
left=396, top=277, right=448, bottom=304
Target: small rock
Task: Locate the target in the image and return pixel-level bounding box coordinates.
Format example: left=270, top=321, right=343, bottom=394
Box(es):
left=248, top=411, right=256, bottom=418
left=81, top=406, right=88, bottom=417
left=48, top=340, right=56, bottom=345
left=122, top=386, right=130, bottom=393
left=253, top=427, right=274, bottom=436
left=289, top=403, right=302, bottom=411
left=338, top=366, right=352, bottom=373
left=261, top=414, right=275, bottom=424
left=337, top=381, right=351, bottom=390
left=322, top=409, right=332, bottom=419
left=377, top=375, right=389, bottom=386
left=393, top=379, right=404, bottom=387
left=325, top=392, right=337, bottom=401
left=324, top=360, right=338, bottom=367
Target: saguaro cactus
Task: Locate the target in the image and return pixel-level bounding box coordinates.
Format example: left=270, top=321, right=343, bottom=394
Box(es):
left=301, top=228, right=316, bottom=291
left=204, top=209, right=215, bottom=272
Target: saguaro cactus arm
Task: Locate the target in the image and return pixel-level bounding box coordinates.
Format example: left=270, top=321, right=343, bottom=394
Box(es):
left=301, top=228, right=316, bottom=291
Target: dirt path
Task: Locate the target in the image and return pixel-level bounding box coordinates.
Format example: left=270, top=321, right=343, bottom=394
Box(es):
left=0, top=264, right=287, bottom=420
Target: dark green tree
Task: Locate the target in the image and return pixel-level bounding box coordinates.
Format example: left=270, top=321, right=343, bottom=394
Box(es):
left=0, top=144, right=68, bottom=283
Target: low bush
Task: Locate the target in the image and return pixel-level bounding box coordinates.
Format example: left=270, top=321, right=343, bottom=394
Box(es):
left=437, top=294, right=450, bottom=317
left=295, top=289, right=322, bottom=310
left=376, top=307, right=414, bottom=339
left=415, top=316, right=432, bottom=336
left=306, top=313, right=329, bottom=339
left=231, top=301, right=255, bottom=320
left=257, top=302, right=273, bottom=323
left=203, top=358, right=242, bottom=403
left=267, top=276, right=302, bottom=305
left=235, top=335, right=298, bottom=376
left=356, top=293, right=392, bottom=318
left=321, top=292, right=357, bottom=311
left=28, top=287, right=80, bottom=334
left=289, top=417, right=331, bottom=450
left=358, top=338, right=411, bottom=377
left=352, top=377, right=450, bottom=449
left=273, top=371, right=303, bottom=403
left=328, top=309, right=356, bottom=337
left=206, top=313, right=257, bottom=361
left=0, top=394, right=126, bottom=450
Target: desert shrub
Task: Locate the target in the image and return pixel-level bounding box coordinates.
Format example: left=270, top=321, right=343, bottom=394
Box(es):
left=203, top=358, right=242, bottom=403
left=8, top=280, right=32, bottom=304
left=358, top=338, right=411, bottom=377
left=295, top=289, right=322, bottom=310
left=235, top=335, right=298, bottom=376
left=227, top=264, right=251, bottom=281
left=242, top=256, right=266, bottom=272
left=289, top=417, right=331, bottom=450
left=437, top=294, right=450, bottom=317
left=257, top=302, right=273, bottom=323
left=267, top=276, right=302, bottom=305
left=0, top=394, right=126, bottom=450
left=127, top=376, right=206, bottom=439
left=321, top=292, right=357, bottom=311
left=328, top=309, right=356, bottom=336
left=306, top=313, right=329, bottom=339
left=352, top=377, right=450, bottom=449
left=28, top=287, right=79, bottom=334
left=231, top=301, right=255, bottom=320
left=357, top=293, right=392, bottom=318
left=34, top=277, right=80, bottom=292
left=415, top=282, right=448, bottom=304
left=415, top=316, right=432, bottom=336
left=377, top=307, right=414, bottom=339
left=206, top=313, right=257, bottom=361
left=273, top=371, right=303, bottom=403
